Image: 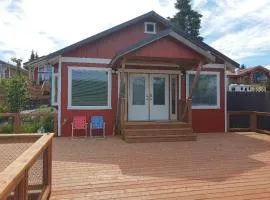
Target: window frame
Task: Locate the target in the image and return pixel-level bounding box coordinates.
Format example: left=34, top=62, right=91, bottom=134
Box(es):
left=186, top=71, right=221, bottom=109
left=144, top=22, right=156, bottom=34
left=68, top=66, right=112, bottom=110
left=51, top=73, right=59, bottom=106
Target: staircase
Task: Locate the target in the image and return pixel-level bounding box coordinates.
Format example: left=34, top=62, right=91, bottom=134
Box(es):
left=123, top=121, right=196, bottom=143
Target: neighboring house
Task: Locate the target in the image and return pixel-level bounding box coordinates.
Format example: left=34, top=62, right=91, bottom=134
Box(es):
left=25, top=56, right=53, bottom=85
left=227, top=66, right=270, bottom=91
left=0, top=60, right=27, bottom=80
left=24, top=11, right=239, bottom=139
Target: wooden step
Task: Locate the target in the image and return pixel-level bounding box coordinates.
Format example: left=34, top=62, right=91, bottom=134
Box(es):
left=124, top=122, right=191, bottom=130
left=125, top=135, right=197, bottom=143
left=124, top=128, right=193, bottom=136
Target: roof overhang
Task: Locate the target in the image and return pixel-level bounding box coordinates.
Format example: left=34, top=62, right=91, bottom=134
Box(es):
left=24, top=56, right=60, bottom=69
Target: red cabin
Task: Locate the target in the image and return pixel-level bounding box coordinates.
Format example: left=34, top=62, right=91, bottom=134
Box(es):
left=25, top=11, right=239, bottom=142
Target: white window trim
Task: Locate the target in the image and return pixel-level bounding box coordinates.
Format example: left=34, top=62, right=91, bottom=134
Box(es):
left=144, top=22, right=156, bottom=34
left=186, top=71, right=221, bottom=109
left=51, top=73, right=59, bottom=106
left=68, top=66, right=112, bottom=110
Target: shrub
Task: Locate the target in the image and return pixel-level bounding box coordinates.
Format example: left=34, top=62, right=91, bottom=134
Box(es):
left=2, top=75, right=28, bottom=112
left=20, top=121, right=41, bottom=133
left=2, top=123, right=13, bottom=133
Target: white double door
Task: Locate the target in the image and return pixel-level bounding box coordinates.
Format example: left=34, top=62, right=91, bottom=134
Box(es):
left=128, top=73, right=169, bottom=121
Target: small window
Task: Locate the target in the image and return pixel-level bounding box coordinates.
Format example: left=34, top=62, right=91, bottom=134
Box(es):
left=144, top=22, right=156, bottom=34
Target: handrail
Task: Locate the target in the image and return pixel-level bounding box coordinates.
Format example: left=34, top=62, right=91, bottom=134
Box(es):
left=0, top=133, right=54, bottom=199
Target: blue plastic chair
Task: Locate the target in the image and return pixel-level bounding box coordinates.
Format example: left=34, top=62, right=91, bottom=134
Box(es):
left=90, top=116, right=105, bottom=138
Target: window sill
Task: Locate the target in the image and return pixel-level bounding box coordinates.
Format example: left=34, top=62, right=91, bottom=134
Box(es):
left=192, top=105, right=221, bottom=110
left=67, top=106, right=112, bottom=110
left=144, top=31, right=156, bottom=34
left=51, top=102, right=59, bottom=106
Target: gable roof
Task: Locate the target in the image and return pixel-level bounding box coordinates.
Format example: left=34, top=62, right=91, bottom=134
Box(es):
left=25, top=11, right=239, bottom=68
left=0, top=59, right=27, bottom=73
left=227, top=66, right=270, bottom=77
left=110, top=29, right=215, bottom=65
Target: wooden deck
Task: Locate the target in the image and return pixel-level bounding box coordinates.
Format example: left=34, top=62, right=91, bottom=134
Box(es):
left=51, top=132, right=270, bottom=199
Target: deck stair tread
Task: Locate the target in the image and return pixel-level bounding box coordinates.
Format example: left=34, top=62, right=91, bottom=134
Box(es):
left=123, top=121, right=195, bottom=143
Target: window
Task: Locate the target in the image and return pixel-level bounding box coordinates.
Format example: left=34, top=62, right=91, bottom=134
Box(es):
left=186, top=71, right=220, bottom=109
left=38, top=65, right=52, bottom=84
left=51, top=73, right=59, bottom=105
left=0, top=65, right=5, bottom=80
left=68, top=67, right=111, bottom=109
left=144, top=22, right=156, bottom=34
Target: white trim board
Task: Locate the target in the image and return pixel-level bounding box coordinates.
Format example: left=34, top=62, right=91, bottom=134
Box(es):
left=144, top=22, right=156, bottom=34
left=61, top=57, right=111, bottom=64
left=118, top=69, right=183, bottom=75
left=203, top=64, right=225, bottom=69
left=67, top=66, right=112, bottom=110
left=186, top=71, right=221, bottom=110
left=57, top=56, right=62, bottom=136
left=224, top=64, right=228, bottom=132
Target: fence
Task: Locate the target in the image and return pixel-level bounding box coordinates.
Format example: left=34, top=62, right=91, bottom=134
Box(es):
left=0, top=133, right=54, bottom=199
left=0, top=112, right=57, bottom=134
left=227, top=92, right=270, bottom=112
left=227, top=111, right=270, bottom=134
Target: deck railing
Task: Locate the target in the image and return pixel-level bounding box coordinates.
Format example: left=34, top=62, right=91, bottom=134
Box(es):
left=0, top=112, right=57, bottom=134
left=0, top=133, right=54, bottom=200
left=227, top=111, right=270, bottom=134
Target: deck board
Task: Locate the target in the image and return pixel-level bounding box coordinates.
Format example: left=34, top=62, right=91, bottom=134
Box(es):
left=50, top=132, right=270, bottom=199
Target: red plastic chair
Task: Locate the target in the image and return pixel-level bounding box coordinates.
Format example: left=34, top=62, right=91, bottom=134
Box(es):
left=71, top=116, right=87, bottom=137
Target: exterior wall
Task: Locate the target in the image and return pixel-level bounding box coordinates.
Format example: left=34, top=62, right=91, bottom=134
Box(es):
left=60, top=20, right=166, bottom=136
left=60, top=62, right=118, bottom=136
left=129, top=37, right=204, bottom=60
left=191, top=68, right=225, bottom=133
left=64, top=21, right=166, bottom=58
left=58, top=19, right=226, bottom=136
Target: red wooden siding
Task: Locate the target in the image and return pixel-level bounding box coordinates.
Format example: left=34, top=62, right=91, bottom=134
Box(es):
left=58, top=18, right=226, bottom=136
left=64, top=21, right=166, bottom=58
left=60, top=63, right=118, bottom=137
left=129, top=37, right=204, bottom=60
left=192, top=68, right=225, bottom=133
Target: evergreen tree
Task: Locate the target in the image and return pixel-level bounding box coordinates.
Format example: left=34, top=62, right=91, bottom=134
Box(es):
left=240, top=64, right=246, bottom=70
left=169, top=0, right=203, bottom=41
left=29, top=50, right=35, bottom=61
left=35, top=51, right=39, bottom=59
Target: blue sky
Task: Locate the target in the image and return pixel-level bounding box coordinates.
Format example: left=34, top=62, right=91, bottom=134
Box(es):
left=0, top=0, right=269, bottom=69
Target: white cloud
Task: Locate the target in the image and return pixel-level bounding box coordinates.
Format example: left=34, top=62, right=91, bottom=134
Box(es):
left=199, top=0, right=270, bottom=61
left=0, top=0, right=269, bottom=66
left=265, top=66, right=270, bottom=70
left=0, top=0, right=176, bottom=62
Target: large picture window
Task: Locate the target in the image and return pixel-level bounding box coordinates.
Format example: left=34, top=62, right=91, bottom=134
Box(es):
left=186, top=71, right=220, bottom=109
left=68, top=67, right=111, bottom=109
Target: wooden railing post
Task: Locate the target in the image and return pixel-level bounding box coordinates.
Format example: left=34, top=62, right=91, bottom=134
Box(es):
left=53, top=112, right=58, bottom=135
left=43, top=141, right=52, bottom=196
left=250, top=112, right=257, bottom=132
left=14, top=171, right=28, bottom=200
left=187, top=98, right=192, bottom=124
left=14, top=113, right=20, bottom=134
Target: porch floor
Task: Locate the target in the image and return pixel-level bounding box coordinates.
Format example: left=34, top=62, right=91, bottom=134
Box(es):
left=51, top=132, right=270, bottom=199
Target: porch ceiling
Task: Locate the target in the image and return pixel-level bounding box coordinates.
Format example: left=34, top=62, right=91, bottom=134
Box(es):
left=115, top=56, right=201, bottom=71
